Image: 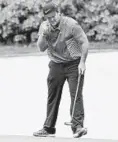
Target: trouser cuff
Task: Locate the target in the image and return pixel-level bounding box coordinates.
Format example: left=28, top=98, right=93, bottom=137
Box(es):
left=44, top=126, right=56, bottom=134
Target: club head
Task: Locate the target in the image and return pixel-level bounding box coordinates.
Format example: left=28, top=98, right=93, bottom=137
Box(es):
left=64, top=122, right=72, bottom=126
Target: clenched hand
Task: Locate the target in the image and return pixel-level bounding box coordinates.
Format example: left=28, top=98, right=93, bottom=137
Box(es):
left=78, top=62, right=86, bottom=75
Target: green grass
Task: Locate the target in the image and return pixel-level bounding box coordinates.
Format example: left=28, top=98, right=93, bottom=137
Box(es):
left=0, top=42, right=118, bottom=57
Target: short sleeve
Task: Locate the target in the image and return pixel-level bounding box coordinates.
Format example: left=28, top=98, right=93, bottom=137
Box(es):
left=72, top=23, right=88, bottom=45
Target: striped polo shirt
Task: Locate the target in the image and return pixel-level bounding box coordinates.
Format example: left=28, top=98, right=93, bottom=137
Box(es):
left=38, top=15, right=88, bottom=63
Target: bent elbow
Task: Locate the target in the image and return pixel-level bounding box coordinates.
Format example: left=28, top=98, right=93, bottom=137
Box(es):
left=37, top=41, right=47, bottom=52
left=40, top=47, right=46, bottom=52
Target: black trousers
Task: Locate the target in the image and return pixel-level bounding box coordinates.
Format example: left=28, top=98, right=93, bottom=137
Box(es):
left=43, top=58, right=85, bottom=134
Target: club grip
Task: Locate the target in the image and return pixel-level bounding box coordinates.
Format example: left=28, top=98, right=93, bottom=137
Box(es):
left=64, top=122, right=72, bottom=126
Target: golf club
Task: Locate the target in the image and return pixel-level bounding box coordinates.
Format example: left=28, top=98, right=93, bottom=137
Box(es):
left=64, top=73, right=82, bottom=126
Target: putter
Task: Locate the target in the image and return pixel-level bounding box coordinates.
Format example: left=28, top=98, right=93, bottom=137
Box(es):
left=64, top=73, right=82, bottom=126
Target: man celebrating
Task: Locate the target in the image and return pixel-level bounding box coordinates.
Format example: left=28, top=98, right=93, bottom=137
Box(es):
left=33, top=2, right=89, bottom=138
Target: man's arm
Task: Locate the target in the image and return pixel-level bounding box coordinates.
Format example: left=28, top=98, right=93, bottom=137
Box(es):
left=72, top=23, right=89, bottom=74
left=80, top=35, right=89, bottom=64
left=37, top=34, right=48, bottom=52
left=37, top=22, right=49, bottom=52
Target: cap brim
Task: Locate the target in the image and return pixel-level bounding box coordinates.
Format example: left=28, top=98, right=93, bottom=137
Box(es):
left=44, top=11, right=56, bottom=18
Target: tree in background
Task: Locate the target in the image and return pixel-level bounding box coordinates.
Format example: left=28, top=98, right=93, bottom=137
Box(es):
left=0, top=0, right=117, bottom=45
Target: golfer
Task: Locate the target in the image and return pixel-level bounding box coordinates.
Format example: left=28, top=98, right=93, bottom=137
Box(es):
left=33, top=2, right=89, bottom=138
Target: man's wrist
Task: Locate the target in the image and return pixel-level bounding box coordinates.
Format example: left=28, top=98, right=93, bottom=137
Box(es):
left=80, top=56, right=86, bottom=64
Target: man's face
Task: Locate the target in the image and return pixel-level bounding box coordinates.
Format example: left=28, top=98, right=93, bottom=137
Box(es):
left=45, top=12, right=60, bottom=27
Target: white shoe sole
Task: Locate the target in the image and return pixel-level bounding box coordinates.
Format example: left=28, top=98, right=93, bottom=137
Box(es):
left=73, top=128, right=87, bottom=138
left=33, top=134, right=55, bottom=137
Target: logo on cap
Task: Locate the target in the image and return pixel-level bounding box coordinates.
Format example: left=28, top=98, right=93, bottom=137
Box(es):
left=43, top=2, right=57, bottom=15
left=44, top=9, right=52, bottom=14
